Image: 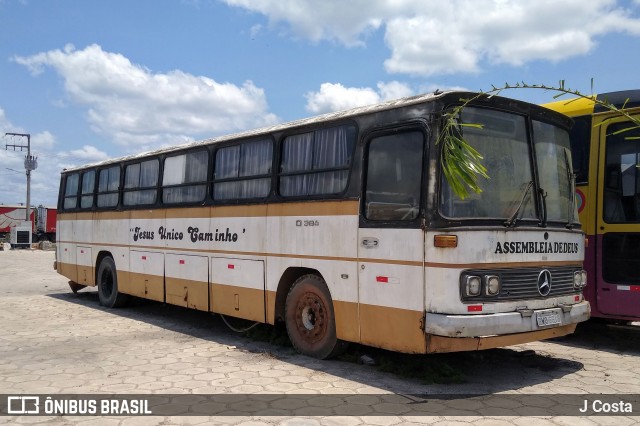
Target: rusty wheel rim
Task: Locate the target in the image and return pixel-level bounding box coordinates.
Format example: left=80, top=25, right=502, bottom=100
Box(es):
left=294, top=292, right=327, bottom=344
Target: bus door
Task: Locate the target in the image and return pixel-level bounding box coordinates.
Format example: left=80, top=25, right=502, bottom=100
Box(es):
left=358, top=127, right=427, bottom=353
left=595, top=116, right=640, bottom=317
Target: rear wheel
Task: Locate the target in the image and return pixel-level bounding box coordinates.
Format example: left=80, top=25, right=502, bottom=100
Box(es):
left=285, top=274, right=345, bottom=359
left=97, top=256, right=129, bottom=308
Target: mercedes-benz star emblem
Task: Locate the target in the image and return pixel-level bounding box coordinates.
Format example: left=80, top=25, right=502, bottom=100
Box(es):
left=537, top=269, right=552, bottom=296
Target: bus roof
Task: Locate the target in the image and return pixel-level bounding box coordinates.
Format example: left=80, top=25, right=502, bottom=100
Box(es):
left=62, top=90, right=451, bottom=173
left=542, top=89, right=640, bottom=117
left=62, top=89, right=566, bottom=173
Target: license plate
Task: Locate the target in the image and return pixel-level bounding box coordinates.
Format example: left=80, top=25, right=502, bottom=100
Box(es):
left=536, top=309, right=561, bottom=327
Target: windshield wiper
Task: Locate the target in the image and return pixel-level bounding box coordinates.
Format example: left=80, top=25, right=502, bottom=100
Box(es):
left=504, top=180, right=534, bottom=227
left=538, top=188, right=548, bottom=227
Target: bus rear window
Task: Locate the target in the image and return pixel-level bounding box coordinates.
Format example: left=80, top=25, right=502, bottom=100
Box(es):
left=63, top=173, right=79, bottom=210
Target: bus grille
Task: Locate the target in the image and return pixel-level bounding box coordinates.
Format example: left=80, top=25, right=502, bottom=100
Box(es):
left=460, top=266, right=580, bottom=302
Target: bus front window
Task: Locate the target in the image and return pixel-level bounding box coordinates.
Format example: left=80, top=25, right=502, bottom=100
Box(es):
left=533, top=120, right=578, bottom=225
left=440, top=108, right=536, bottom=220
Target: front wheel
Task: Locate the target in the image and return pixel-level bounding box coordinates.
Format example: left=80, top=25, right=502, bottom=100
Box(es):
left=97, top=256, right=129, bottom=308
left=285, top=274, right=345, bottom=359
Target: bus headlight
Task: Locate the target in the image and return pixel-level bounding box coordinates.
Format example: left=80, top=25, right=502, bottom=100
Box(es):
left=465, top=276, right=481, bottom=296
left=574, top=270, right=587, bottom=288
left=485, top=275, right=500, bottom=296
left=573, top=271, right=581, bottom=288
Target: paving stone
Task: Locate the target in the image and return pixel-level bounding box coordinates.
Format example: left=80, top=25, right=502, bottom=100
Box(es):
left=2, top=249, right=640, bottom=425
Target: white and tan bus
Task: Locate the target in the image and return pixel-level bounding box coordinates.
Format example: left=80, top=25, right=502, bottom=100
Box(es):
left=55, top=91, right=589, bottom=358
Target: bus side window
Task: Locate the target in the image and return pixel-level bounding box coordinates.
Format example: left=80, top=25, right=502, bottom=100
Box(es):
left=213, top=139, right=272, bottom=201
left=279, top=124, right=356, bottom=197
left=164, top=150, right=208, bottom=204
left=97, top=166, right=121, bottom=208
left=63, top=173, right=80, bottom=210
left=604, top=122, right=640, bottom=223
left=364, top=131, right=424, bottom=221
left=80, top=170, right=96, bottom=209
left=604, top=165, right=625, bottom=222
left=123, top=159, right=159, bottom=206
left=569, top=116, right=591, bottom=184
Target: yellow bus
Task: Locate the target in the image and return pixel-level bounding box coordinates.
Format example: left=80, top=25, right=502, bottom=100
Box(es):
left=544, top=90, right=640, bottom=322
left=55, top=91, right=589, bottom=358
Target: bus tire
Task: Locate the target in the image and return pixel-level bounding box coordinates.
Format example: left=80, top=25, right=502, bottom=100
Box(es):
left=285, top=274, right=344, bottom=359
left=97, top=256, right=129, bottom=308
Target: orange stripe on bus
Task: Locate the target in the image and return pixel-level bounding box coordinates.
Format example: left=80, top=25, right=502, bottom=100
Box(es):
left=56, top=200, right=359, bottom=221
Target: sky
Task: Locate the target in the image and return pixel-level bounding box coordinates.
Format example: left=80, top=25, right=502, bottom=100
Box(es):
left=1, top=0, right=640, bottom=207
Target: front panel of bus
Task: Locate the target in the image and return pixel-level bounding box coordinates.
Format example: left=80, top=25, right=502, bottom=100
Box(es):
left=545, top=92, right=640, bottom=322
left=424, top=103, right=589, bottom=351
left=592, top=112, right=640, bottom=319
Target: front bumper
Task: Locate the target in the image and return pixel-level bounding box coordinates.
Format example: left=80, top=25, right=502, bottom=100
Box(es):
left=425, top=301, right=590, bottom=338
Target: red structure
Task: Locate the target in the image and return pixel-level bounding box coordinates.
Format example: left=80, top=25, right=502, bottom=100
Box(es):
left=0, top=204, right=57, bottom=242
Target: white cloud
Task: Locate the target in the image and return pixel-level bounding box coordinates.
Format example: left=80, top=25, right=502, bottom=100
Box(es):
left=305, top=83, right=380, bottom=113
left=305, top=81, right=414, bottom=114
left=0, top=108, right=9, bottom=130
left=32, top=131, right=56, bottom=151
left=224, top=0, right=386, bottom=46
left=13, top=44, right=280, bottom=149
left=63, top=145, right=109, bottom=162
left=223, top=0, right=640, bottom=76
left=383, top=13, right=481, bottom=76
left=250, top=24, right=263, bottom=38
left=376, top=81, right=415, bottom=101
left=0, top=107, right=109, bottom=206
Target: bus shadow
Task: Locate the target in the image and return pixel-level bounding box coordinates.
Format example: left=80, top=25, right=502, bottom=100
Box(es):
left=550, top=319, right=640, bottom=356
left=48, top=290, right=584, bottom=395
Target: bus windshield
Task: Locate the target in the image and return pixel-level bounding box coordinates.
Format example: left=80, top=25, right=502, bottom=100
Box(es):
left=440, top=107, right=577, bottom=225
left=532, top=119, right=578, bottom=225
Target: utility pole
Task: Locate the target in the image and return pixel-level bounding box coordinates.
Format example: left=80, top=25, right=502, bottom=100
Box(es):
left=4, top=133, right=37, bottom=223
